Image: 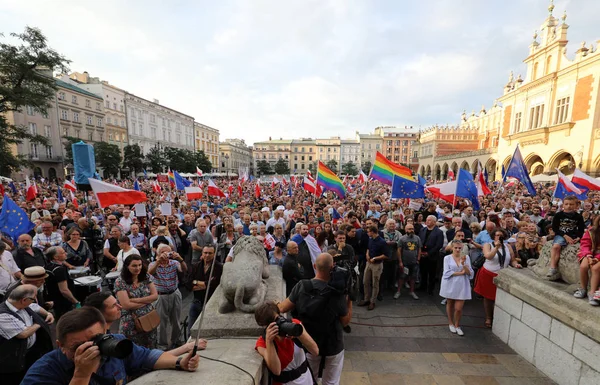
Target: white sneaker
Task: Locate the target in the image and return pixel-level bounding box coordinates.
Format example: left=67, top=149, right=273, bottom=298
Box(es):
left=449, top=325, right=457, bottom=333
left=394, top=282, right=398, bottom=288
left=456, top=327, right=464, bottom=336
left=574, top=288, right=587, bottom=299
left=441, top=299, right=447, bottom=305
left=410, top=292, right=419, bottom=300
left=393, top=291, right=401, bottom=299
left=546, top=268, right=558, bottom=277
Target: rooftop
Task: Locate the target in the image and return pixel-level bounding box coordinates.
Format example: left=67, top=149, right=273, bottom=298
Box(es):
left=55, top=79, right=103, bottom=100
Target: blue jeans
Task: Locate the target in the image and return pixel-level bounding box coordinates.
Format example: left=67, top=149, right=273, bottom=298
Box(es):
left=553, top=235, right=567, bottom=246
left=188, top=300, right=203, bottom=336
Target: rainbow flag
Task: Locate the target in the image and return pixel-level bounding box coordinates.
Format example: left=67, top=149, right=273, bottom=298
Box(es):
left=370, top=151, right=413, bottom=185
left=167, top=169, right=175, bottom=186
left=316, top=161, right=346, bottom=198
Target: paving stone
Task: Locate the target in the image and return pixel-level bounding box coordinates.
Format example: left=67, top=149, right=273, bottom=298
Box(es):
left=416, top=338, right=448, bottom=353
left=442, top=353, right=462, bottom=363
left=343, top=358, right=354, bottom=372
left=352, top=359, right=386, bottom=374
left=493, top=354, right=546, bottom=377
left=370, top=373, right=437, bottom=385
left=457, top=353, right=499, bottom=364
left=471, top=363, right=513, bottom=377
left=495, top=378, right=557, bottom=385
left=378, top=360, right=414, bottom=374
left=340, top=371, right=371, bottom=385
left=460, top=375, right=500, bottom=385
left=441, top=339, right=479, bottom=353
left=432, top=374, right=466, bottom=385
left=387, top=337, right=422, bottom=352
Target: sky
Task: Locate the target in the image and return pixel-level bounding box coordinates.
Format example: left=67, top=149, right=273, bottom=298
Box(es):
left=1, top=0, right=599, bottom=145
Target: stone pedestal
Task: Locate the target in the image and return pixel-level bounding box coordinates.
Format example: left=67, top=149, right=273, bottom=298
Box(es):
left=493, top=268, right=600, bottom=385
left=191, top=265, right=285, bottom=338
left=531, top=242, right=580, bottom=284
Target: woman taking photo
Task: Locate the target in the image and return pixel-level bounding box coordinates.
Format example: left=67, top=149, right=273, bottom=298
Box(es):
left=62, top=227, right=92, bottom=269
left=114, top=255, right=159, bottom=348
left=440, top=240, right=474, bottom=336
left=474, top=228, right=522, bottom=328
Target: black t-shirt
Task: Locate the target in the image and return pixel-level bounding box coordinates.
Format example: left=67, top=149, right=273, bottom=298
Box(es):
left=45, top=262, right=75, bottom=310
left=288, top=279, right=347, bottom=356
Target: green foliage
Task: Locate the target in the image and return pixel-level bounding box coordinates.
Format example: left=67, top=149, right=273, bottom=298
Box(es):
left=273, top=158, right=290, bottom=175
left=325, top=159, right=338, bottom=173
left=194, top=150, right=212, bottom=173
left=94, top=142, right=122, bottom=178
left=145, top=146, right=166, bottom=173
left=0, top=27, right=69, bottom=175
left=361, top=161, right=372, bottom=175
left=341, top=161, right=358, bottom=176
left=62, top=136, right=80, bottom=164
left=308, top=161, right=317, bottom=174
left=256, top=160, right=273, bottom=175
left=123, top=144, right=144, bottom=174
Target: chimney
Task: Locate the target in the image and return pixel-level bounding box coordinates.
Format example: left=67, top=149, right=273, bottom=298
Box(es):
left=153, top=99, right=160, bottom=104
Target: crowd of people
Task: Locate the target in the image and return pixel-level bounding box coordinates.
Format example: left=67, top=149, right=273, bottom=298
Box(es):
left=0, top=174, right=598, bottom=384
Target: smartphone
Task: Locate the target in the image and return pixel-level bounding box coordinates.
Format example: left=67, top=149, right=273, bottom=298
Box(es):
left=403, top=266, right=410, bottom=275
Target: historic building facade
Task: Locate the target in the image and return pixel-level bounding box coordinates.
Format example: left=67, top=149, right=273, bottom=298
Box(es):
left=417, top=2, right=600, bottom=180
left=194, top=122, right=220, bottom=172
left=219, top=138, right=252, bottom=175
left=252, top=138, right=292, bottom=174
left=340, top=139, right=361, bottom=172
left=290, top=138, right=316, bottom=174
left=358, top=130, right=384, bottom=169
left=375, top=126, right=419, bottom=172
left=125, top=94, right=194, bottom=156
left=316, top=137, right=341, bottom=170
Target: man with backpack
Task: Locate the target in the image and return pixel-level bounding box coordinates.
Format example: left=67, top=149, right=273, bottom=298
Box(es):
left=278, top=253, right=353, bottom=385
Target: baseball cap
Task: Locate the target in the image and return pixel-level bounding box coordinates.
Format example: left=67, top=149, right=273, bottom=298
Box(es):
left=276, top=205, right=285, bottom=211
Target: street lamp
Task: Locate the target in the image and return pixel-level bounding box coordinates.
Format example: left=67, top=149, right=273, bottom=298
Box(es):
left=225, top=154, right=230, bottom=178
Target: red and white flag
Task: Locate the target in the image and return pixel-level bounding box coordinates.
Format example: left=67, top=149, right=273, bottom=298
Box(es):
left=303, top=175, right=323, bottom=195
left=358, top=170, right=367, bottom=184
left=185, top=186, right=203, bottom=200
left=152, top=181, right=162, bottom=194
left=196, top=167, right=203, bottom=177
left=64, top=179, right=77, bottom=192
left=426, top=181, right=457, bottom=204
left=88, top=178, right=147, bottom=208
left=25, top=176, right=37, bottom=201
left=557, top=169, right=584, bottom=194
left=342, top=174, right=349, bottom=186
left=228, top=184, right=234, bottom=195
left=207, top=179, right=226, bottom=198
left=572, top=169, right=600, bottom=191
left=70, top=191, right=79, bottom=209
left=475, top=161, right=491, bottom=196
left=271, top=176, right=280, bottom=189
left=255, top=182, right=261, bottom=198
left=281, top=177, right=289, bottom=186
left=290, top=175, right=297, bottom=186
left=237, top=182, right=243, bottom=196
left=447, top=169, right=455, bottom=181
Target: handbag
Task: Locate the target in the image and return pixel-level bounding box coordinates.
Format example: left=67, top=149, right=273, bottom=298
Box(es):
left=133, top=309, right=160, bottom=333
left=472, top=255, right=485, bottom=269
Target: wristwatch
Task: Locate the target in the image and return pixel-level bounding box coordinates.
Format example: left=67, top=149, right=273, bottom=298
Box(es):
left=192, top=280, right=198, bottom=285
left=175, top=356, right=183, bottom=371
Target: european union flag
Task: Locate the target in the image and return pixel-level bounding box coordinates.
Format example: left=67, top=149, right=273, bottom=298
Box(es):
left=173, top=171, right=192, bottom=190
left=133, top=179, right=141, bottom=191
left=504, top=146, right=536, bottom=196
left=417, top=174, right=427, bottom=186
left=456, top=169, right=480, bottom=210
left=8, top=182, right=17, bottom=194
left=391, top=175, right=425, bottom=199
left=57, top=187, right=64, bottom=203
left=143, top=169, right=148, bottom=180
left=554, top=181, right=588, bottom=200
left=0, top=194, right=35, bottom=242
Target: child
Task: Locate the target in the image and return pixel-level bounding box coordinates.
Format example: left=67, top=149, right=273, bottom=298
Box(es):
left=547, top=196, right=585, bottom=280
left=575, top=215, right=600, bottom=306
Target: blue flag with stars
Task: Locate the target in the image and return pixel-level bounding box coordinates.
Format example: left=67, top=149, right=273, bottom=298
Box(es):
left=0, top=194, right=35, bottom=242
left=417, top=174, right=427, bottom=186
left=391, top=175, right=425, bottom=199
left=173, top=171, right=192, bottom=190
left=504, top=146, right=536, bottom=196
left=456, top=168, right=481, bottom=210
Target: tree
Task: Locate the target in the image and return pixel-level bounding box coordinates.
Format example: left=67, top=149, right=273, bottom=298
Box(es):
left=325, top=159, right=338, bottom=174
left=308, top=161, right=317, bottom=174
left=193, top=150, right=212, bottom=173
left=341, top=161, right=358, bottom=176
left=362, top=161, right=372, bottom=175
left=62, top=136, right=80, bottom=165
left=256, top=160, right=273, bottom=176
left=274, top=158, right=290, bottom=175
left=145, top=146, right=166, bottom=173
left=123, top=144, right=144, bottom=174
left=0, top=27, right=69, bottom=175
left=94, top=142, right=121, bottom=178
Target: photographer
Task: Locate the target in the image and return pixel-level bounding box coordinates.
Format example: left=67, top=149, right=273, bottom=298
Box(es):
left=255, top=301, right=319, bottom=385
left=21, top=307, right=200, bottom=385
left=278, top=253, right=352, bottom=385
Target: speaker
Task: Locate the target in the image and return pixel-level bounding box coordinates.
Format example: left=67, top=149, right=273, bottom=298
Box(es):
left=72, top=141, right=96, bottom=189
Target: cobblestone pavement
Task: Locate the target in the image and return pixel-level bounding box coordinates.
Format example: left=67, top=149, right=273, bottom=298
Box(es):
left=339, top=290, right=556, bottom=385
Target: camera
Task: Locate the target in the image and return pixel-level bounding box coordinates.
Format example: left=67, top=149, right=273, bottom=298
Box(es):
left=275, top=316, right=303, bottom=337
left=92, top=334, right=133, bottom=359
left=329, top=262, right=359, bottom=301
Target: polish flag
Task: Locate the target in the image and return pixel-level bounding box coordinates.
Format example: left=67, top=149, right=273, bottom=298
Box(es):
left=237, top=182, right=243, bottom=196
left=303, top=176, right=322, bottom=195
left=255, top=182, right=261, bottom=198
left=271, top=176, right=280, bottom=189
left=426, top=181, right=457, bottom=204
left=70, top=191, right=79, bottom=209
left=448, top=169, right=455, bottom=181
left=228, top=184, right=234, bottom=195
left=290, top=175, right=297, bottom=186
left=282, top=177, right=289, bottom=186
left=152, top=181, right=162, bottom=194
left=342, top=174, right=349, bottom=186
left=64, top=179, right=77, bottom=192
left=475, top=162, right=491, bottom=196
left=185, top=186, right=203, bottom=200
left=557, top=169, right=584, bottom=194
left=196, top=167, right=203, bottom=177
left=88, top=178, right=147, bottom=208
left=358, top=170, right=367, bottom=184
left=207, top=179, right=226, bottom=198
left=572, top=169, right=600, bottom=191
left=25, top=176, right=37, bottom=201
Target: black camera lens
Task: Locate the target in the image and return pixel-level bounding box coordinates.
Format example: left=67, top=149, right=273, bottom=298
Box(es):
left=92, top=334, right=133, bottom=359
left=275, top=316, right=303, bottom=337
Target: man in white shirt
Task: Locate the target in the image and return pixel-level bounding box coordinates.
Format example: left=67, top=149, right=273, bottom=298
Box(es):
left=30, top=203, right=50, bottom=222
left=119, top=209, right=133, bottom=233
left=266, top=206, right=286, bottom=230
left=32, top=222, right=62, bottom=254
left=0, top=242, right=22, bottom=294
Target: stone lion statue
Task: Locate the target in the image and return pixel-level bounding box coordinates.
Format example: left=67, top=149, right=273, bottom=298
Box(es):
left=530, top=242, right=580, bottom=284
left=218, top=236, right=270, bottom=313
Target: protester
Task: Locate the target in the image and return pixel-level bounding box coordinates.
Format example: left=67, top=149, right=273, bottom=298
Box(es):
left=113, top=235, right=141, bottom=273
left=358, top=225, right=390, bottom=310
left=188, top=218, right=214, bottom=263
left=0, top=241, right=22, bottom=295
left=186, top=245, right=222, bottom=335
left=575, top=215, right=600, bottom=306
left=548, top=196, right=585, bottom=280
left=14, top=234, right=46, bottom=271
left=396, top=223, right=421, bottom=300
left=418, top=215, right=444, bottom=296
left=62, top=227, right=92, bottom=269
left=33, top=221, right=62, bottom=255
left=45, top=246, right=79, bottom=320
left=20, top=307, right=200, bottom=384
left=440, top=240, right=474, bottom=336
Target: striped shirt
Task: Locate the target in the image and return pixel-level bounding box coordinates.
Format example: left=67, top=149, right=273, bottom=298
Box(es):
left=149, top=259, right=180, bottom=293
left=33, top=232, right=62, bottom=252
left=0, top=301, right=35, bottom=349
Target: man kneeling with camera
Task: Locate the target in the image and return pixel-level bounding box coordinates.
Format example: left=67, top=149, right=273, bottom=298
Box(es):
left=255, top=301, right=319, bottom=385
left=21, top=307, right=199, bottom=384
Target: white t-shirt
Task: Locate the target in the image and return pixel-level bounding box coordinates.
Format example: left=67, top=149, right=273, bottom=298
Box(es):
left=114, top=248, right=141, bottom=272
left=0, top=251, right=20, bottom=290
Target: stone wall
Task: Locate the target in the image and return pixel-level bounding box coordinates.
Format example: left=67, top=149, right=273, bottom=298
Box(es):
left=493, top=268, right=600, bottom=385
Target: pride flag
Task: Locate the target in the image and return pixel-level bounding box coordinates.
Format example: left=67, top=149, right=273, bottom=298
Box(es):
left=316, top=161, right=346, bottom=198
left=370, top=152, right=412, bottom=185
left=167, top=169, right=175, bottom=186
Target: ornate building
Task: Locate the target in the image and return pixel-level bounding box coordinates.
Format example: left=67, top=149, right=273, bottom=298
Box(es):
left=290, top=138, right=316, bottom=174
left=194, top=122, right=220, bottom=172
left=417, top=1, right=600, bottom=180
left=219, top=139, right=252, bottom=175
left=340, top=138, right=361, bottom=172
left=375, top=126, right=419, bottom=172
left=252, top=137, right=292, bottom=174
left=357, top=130, right=384, bottom=169
left=316, top=137, right=341, bottom=170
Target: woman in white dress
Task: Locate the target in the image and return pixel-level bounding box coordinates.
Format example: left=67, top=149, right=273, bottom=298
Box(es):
left=440, top=239, right=474, bottom=336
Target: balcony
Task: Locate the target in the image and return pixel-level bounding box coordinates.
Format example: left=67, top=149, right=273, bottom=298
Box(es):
left=29, top=154, right=64, bottom=163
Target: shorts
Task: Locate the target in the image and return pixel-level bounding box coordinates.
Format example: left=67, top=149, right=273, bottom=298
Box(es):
left=553, top=235, right=567, bottom=246
left=399, top=263, right=418, bottom=279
